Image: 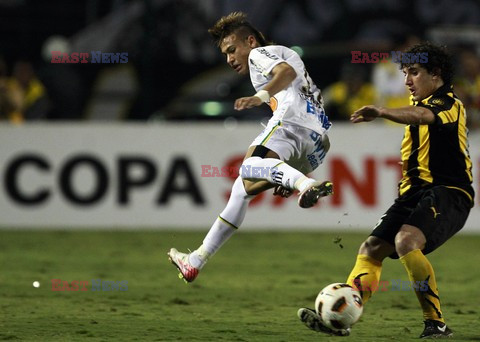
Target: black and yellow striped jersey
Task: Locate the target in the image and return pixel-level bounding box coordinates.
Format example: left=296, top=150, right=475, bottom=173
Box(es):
left=399, top=84, right=474, bottom=205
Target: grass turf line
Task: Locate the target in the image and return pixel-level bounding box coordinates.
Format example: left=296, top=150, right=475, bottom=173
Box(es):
left=1, top=230, right=479, bottom=341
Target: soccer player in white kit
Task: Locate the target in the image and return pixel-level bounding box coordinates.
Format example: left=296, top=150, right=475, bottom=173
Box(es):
left=168, top=12, right=333, bottom=282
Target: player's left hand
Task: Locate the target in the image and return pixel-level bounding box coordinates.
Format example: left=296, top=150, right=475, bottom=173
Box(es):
left=273, top=185, right=293, bottom=198
left=234, top=96, right=263, bottom=111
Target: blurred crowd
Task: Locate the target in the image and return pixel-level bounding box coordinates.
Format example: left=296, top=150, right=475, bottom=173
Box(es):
left=0, top=58, right=49, bottom=123
left=1, top=0, right=480, bottom=128
left=3, top=42, right=478, bottom=128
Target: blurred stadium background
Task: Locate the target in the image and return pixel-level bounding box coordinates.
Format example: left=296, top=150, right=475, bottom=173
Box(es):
left=1, top=1, right=480, bottom=340
left=1, top=0, right=479, bottom=123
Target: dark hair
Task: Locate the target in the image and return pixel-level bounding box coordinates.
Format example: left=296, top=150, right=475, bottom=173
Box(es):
left=401, top=42, right=454, bottom=85
left=208, top=11, right=270, bottom=47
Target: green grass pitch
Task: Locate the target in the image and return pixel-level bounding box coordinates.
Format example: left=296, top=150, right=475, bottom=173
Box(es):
left=1, top=230, right=479, bottom=341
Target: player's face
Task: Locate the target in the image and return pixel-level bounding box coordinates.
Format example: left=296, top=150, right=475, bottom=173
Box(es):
left=403, top=64, right=441, bottom=102
left=220, top=33, right=256, bottom=75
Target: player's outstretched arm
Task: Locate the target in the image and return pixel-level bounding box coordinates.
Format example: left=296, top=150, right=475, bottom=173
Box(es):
left=234, top=62, right=296, bottom=111
left=351, top=105, right=435, bottom=125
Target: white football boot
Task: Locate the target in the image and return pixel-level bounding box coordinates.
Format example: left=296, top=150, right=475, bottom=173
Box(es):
left=168, top=248, right=199, bottom=283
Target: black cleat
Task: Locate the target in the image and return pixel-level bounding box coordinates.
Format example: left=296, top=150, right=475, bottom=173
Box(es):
left=298, top=181, right=333, bottom=208
left=420, top=320, right=453, bottom=339
left=297, top=308, right=350, bottom=336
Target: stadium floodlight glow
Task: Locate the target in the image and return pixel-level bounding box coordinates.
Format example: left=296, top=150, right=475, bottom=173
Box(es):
left=290, top=46, right=304, bottom=57
left=201, top=101, right=223, bottom=116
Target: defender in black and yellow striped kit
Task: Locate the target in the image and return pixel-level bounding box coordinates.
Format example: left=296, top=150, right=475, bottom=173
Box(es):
left=347, top=43, right=474, bottom=338
left=298, top=43, right=474, bottom=338
left=390, top=83, right=475, bottom=258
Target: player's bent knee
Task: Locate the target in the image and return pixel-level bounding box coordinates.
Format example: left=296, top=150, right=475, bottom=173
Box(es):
left=241, top=156, right=261, bottom=167
left=358, top=236, right=393, bottom=261
left=394, top=229, right=426, bottom=256
left=240, top=157, right=262, bottom=179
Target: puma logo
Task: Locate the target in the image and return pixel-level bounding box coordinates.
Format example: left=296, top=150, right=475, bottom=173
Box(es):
left=430, top=207, right=441, bottom=219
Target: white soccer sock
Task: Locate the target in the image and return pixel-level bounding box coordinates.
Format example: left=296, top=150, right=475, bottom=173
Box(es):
left=189, top=176, right=252, bottom=269
left=241, top=157, right=315, bottom=192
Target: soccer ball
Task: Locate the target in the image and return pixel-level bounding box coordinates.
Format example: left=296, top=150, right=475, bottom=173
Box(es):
left=315, top=282, right=363, bottom=331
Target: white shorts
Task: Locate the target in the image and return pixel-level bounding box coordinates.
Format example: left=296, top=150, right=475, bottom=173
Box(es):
left=250, top=121, right=330, bottom=174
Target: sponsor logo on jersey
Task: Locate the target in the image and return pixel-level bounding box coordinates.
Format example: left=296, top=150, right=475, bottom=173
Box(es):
left=258, top=48, right=279, bottom=60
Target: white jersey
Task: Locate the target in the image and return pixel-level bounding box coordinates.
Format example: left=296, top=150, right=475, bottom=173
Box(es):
left=248, top=45, right=331, bottom=135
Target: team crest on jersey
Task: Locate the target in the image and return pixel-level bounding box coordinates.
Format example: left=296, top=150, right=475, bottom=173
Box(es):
left=431, top=98, right=444, bottom=106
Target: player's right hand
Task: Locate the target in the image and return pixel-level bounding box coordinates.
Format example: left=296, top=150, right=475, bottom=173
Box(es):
left=234, top=96, right=262, bottom=111
left=350, top=105, right=380, bottom=123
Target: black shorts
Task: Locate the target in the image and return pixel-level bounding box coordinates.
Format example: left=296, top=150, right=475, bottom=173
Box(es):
left=370, top=185, right=472, bottom=259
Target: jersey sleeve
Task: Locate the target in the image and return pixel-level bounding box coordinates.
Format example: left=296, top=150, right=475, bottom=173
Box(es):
left=248, top=47, right=285, bottom=77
